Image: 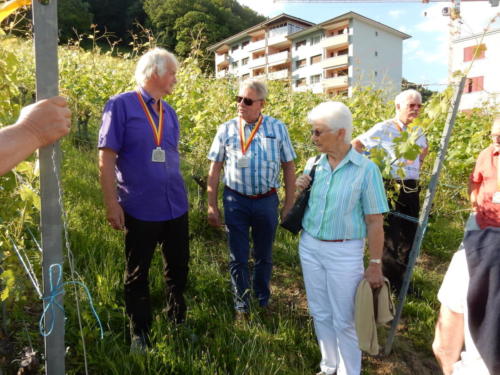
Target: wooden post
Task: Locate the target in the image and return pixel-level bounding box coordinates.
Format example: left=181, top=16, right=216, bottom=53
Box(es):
left=32, top=0, right=65, bottom=373
left=384, top=76, right=466, bottom=355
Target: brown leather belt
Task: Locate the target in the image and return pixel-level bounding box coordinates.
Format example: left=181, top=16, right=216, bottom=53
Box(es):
left=225, top=186, right=277, bottom=199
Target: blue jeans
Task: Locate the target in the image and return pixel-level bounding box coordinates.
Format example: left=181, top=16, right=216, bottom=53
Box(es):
left=223, top=187, right=279, bottom=312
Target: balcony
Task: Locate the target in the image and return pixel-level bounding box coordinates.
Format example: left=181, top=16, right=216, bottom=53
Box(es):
left=322, top=76, right=348, bottom=89
left=247, top=39, right=265, bottom=52
left=216, top=54, right=229, bottom=68
left=267, top=51, right=290, bottom=67
left=268, top=69, right=289, bottom=80
left=320, top=33, right=348, bottom=49
left=321, top=55, right=348, bottom=69
left=216, top=70, right=230, bottom=78
left=248, top=56, right=266, bottom=69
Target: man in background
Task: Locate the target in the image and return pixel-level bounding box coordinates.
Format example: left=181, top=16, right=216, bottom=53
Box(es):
left=352, top=89, right=428, bottom=292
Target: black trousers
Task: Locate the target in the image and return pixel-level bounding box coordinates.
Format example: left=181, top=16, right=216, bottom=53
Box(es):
left=382, top=179, right=420, bottom=293
left=124, top=212, right=189, bottom=337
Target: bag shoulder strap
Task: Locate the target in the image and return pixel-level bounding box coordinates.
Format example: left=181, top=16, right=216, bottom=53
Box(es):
left=308, top=155, right=321, bottom=183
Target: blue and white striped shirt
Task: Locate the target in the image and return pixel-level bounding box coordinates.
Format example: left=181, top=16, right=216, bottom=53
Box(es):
left=302, top=149, right=389, bottom=240
left=207, top=115, right=296, bottom=195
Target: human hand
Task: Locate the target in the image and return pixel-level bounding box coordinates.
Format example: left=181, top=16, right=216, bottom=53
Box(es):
left=16, top=96, right=71, bottom=147
left=364, top=263, right=384, bottom=289
left=295, top=174, right=311, bottom=192
left=207, top=205, right=223, bottom=227
left=105, top=200, right=125, bottom=230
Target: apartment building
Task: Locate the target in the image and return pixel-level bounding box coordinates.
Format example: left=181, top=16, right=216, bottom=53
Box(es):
left=208, top=12, right=410, bottom=96
left=450, top=28, right=500, bottom=111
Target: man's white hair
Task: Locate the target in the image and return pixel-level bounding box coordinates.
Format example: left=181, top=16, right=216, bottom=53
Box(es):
left=395, top=89, right=422, bottom=109
left=135, top=48, right=178, bottom=87
left=308, top=101, right=353, bottom=144
left=239, top=79, right=268, bottom=100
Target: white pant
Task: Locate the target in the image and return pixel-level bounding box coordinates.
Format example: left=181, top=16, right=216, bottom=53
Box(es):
left=299, top=231, right=364, bottom=375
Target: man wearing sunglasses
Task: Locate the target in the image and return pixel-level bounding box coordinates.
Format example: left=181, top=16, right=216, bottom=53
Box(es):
left=207, top=79, right=296, bottom=320
left=352, top=89, right=428, bottom=293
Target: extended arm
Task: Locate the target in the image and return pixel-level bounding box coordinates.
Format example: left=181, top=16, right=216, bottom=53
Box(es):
left=99, top=148, right=124, bottom=230
left=432, top=305, right=464, bottom=375
left=364, top=213, right=384, bottom=288
left=468, top=178, right=481, bottom=212
left=0, top=97, right=71, bottom=176
left=281, top=160, right=296, bottom=218
left=351, top=138, right=365, bottom=154
left=207, top=161, right=224, bottom=227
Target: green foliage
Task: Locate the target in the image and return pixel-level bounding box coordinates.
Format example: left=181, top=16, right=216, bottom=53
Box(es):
left=1, top=35, right=498, bottom=374
left=57, top=0, right=93, bottom=42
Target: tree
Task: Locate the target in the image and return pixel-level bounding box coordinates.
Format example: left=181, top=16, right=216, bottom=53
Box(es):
left=58, top=0, right=93, bottom=42
left=144, top=0, right=266, bottom=71
left=402, top=78, right=435, bottom=103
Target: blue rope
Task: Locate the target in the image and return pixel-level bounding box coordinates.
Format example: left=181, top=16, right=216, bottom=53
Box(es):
left=39, top=263, right=104, bottom=339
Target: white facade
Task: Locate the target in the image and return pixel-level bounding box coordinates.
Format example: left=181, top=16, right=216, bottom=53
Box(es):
left=209, top=12, right=410, bottom=97
left=450, top=28, right=500, bottom=111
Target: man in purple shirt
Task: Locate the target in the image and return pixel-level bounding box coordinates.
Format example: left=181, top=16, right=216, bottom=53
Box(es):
left=98, top=48, right=189, bottom=351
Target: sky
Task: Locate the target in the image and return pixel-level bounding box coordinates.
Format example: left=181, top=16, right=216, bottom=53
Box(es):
left=236, top=0, right=500, bottom=91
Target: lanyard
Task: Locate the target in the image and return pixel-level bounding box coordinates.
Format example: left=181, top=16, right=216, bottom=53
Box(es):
left=136, top=91, right=164, bottom=147
left=239, top=115, right=263, bottom=155
left=394, top=118, right=406, bottom=132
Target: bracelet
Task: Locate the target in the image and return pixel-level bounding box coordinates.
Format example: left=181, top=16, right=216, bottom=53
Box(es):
left=369, top=258, right=381, bottom=264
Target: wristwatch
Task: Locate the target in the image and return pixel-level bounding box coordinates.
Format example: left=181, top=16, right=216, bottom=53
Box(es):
left=369, top=258, right=381, bottom=264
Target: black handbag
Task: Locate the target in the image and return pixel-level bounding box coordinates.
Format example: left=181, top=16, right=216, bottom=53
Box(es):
left=280, top=155, right=320, bottom=234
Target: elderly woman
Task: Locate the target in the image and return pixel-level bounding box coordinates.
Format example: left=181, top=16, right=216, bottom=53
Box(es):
left=296, top=102, right=389, bottom=375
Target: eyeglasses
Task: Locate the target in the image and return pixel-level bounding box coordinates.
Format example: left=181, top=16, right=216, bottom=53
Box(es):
left=408, top=103, right=422, bottom=109
left=310, top=129, right=333, bottom=137
left=236, top=96, right=262, bottom=106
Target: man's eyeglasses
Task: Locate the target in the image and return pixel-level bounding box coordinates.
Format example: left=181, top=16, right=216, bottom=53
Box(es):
left=236, top=96, right=262, bottom=106
left=408, top=103, right=422, bottom=109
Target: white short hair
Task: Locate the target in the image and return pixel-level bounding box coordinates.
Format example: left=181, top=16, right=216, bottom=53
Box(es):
left=395, top=89, right=422, bottom=108
left=308, top=101, right=353, bottom=144
left=239, top=79, right=268, bottom=100
left=135, top=48, right=178, bottom=87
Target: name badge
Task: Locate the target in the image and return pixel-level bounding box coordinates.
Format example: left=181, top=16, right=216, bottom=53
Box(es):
left=152, top=147, right=166, bottom=163
left=237, top=156, right=250, bottom=168
left=492, top=192, right=500, bottom=204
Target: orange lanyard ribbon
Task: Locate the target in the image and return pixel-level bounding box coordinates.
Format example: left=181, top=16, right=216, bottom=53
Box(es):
left=136, top=91, right=164, bottom=147
left=239, top=115, right=263, bottom=155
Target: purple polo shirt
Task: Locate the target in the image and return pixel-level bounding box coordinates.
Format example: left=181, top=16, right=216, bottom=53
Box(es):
left=98, top=89, right=188, bottom=221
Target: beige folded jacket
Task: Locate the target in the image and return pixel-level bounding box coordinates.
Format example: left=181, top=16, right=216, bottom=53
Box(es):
left=354, top=278, right=394, bottom=355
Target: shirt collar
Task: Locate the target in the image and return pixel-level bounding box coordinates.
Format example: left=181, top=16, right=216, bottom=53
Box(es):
left=138, top=87, right=157, bottom=106
left=318, top=147, right=362, bottom=171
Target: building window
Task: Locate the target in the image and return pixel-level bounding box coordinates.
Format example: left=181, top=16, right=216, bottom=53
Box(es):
left=242, top=40, right=249, bottom=48
left=464, top=76, right=484, bottom=93
left=295, top=40, right=306, bottom=50
left=231, top=61, right=238, bottom=69
left=242, top=73, right=250, bottom=80
left=463, top=44, right=486, bottom=62
left=242, top=58, right=249, bottom=65
left=231, top=44, right=239, bottom=52
left=310, top=35, right=321, bottom=45
left=310, top=74, right=321, bottom=84
left=295, top=78, right=306, bottom=87
left=310, top=54, right=322, bottom=64
left=296, top=58, right=306, bottom=69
